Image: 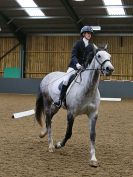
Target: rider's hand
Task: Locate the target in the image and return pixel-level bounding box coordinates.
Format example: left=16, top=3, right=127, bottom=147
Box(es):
left=76, top=63, right=82, bottom=70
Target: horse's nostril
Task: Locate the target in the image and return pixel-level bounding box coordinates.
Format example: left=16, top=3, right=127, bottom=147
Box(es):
left=106, top=67, right=110, bottom=71
left=106, top=67, right=114, bottom=72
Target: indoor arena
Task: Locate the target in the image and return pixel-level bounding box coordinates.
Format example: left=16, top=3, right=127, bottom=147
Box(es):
left=0, top=0, right=133, bottom=177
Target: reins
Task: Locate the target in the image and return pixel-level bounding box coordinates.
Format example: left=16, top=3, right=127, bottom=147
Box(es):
left=85, top=56, right=110, bottom=71
left=46, top=52, right=110, bottom=86
left=75, top=55, right=111, bottom=83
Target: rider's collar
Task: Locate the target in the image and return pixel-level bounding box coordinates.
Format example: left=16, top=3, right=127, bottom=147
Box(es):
left=83, top=37, right=89, bottom=47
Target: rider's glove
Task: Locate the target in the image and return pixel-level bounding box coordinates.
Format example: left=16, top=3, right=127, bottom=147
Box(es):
left=76, top=63, right=82, bottom=70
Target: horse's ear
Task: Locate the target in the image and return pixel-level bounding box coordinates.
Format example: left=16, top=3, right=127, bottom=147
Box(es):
left=104, top=44, right=108, bottom=50
left=93, top=43, right=98, bottom=50
left=93, top=43, right=98, bottom=54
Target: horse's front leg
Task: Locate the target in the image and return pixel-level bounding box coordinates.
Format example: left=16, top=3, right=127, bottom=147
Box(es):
left=55, top=112, right=74, bottom=148
left=89, top=112, right=99, bottom=167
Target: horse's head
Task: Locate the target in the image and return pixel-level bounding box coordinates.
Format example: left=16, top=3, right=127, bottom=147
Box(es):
left=93, top=44, right=114, bottom=76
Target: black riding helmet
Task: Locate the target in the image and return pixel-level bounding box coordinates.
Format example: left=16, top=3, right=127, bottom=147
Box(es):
left=80, top=26, right=93, bottom=35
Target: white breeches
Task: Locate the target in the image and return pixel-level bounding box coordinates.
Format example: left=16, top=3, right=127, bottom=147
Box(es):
left=63, top=67, right=76, bottom=86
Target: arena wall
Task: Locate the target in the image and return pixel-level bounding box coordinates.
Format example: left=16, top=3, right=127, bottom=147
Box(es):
left=0, top=35, right=133, bottom=80
left=0, top=78, right=132, bottom=98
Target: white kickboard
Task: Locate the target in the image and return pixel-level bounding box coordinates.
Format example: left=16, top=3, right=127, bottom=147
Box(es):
left=100, top=98, right=121, bottom=101
left=12, top=109, right=35, bottom=119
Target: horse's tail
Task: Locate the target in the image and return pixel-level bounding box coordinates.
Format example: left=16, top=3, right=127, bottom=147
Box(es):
left=35, top=87, right=44, bottom=127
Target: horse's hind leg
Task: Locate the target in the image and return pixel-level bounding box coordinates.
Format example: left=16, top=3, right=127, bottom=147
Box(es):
left=39, top=112, right=48, bottom=138
left=39, top=108, right=57, bottom=139
left=38, top=95, right=59, bottom=152
left=45, top=111, right=54, bottom=152
left=55, top=111, right=74, bottom=148
left=45, top=101, right=59, bottom=152
left=35, top=92, right=48, bottom=138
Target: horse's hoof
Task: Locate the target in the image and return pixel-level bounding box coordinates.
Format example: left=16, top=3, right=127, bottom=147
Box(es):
left=49, top=147, right=54, bottom=152
left=55, top=142, right=62, bottom=149
left=89, top=160, right=99, bottom=167
left=39, top=131, right=47, bottom=138
left=49, top=145, right=55, bottom=153
left=39, top=133, right=45, bottom=138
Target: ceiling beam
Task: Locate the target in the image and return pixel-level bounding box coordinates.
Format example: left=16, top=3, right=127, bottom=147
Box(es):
left=74, top=5, right=133, bottom=9
left=0, top=7, right=64, bottom=11
left=102, top=24, right=133, bottom=27
left=84, top=15, right=133, bottom=19
left=10, top=16, right=70, bottom=20
left=9, top=15, right=133, bottom=20
left=60, top=0, right=83, bottom=31
left=21, top=24, right=75, bottom=28
left=0, top=11, right=26, bottom=44
left=22, top=24, right=133, bottom=28
left=0, top=5, right=133, bottom=11
left=24, top=29, right=133, bottom=32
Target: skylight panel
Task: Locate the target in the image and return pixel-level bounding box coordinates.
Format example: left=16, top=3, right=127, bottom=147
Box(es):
left=16, top=0, right=45, bottom=17
left=103, top=0, right=125, bottom=15
left=91, top=26, right=101, bottom=31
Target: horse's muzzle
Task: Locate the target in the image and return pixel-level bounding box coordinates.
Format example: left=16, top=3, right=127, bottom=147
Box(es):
left=105, top=66, right=114, bottom=76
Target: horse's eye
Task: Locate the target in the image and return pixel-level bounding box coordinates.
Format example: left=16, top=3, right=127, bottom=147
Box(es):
left=98, top=55, right=101, bottom=58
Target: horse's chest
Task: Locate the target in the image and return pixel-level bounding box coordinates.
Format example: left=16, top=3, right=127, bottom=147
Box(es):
left=67, top=89, right=99, bottom=115
left=74, top=99, right=97, bottom=115
left=83, top=101, right=96, bottom=111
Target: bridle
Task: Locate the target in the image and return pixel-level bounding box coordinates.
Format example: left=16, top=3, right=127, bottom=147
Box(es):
left=84, top=50, right=111, bottom=72
left=95, top=55, right=111, bottom=73
left=75, top=51, right=111, bottom=82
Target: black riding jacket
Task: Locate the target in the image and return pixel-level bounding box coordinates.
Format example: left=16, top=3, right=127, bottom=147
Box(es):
left=68, top=39, right=94, bottom=70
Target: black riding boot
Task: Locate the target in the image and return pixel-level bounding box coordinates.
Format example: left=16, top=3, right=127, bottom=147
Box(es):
left=54, top=84, right=68, bottom=107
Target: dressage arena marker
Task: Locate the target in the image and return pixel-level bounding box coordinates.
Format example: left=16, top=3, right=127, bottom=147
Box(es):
left=12, top=98, right=121, bottom=119
left=12, top=109, right=35, bottom=119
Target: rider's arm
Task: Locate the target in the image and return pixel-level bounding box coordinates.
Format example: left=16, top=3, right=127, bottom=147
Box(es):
left=71, top=40, right=82, bottom=69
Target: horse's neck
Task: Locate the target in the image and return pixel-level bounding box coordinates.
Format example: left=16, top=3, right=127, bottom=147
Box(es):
left=81, top=57, right=100, bottom=94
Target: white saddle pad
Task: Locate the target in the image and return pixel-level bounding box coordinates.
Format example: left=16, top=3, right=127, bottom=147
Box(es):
left=48, top=72, right=68, bottom=102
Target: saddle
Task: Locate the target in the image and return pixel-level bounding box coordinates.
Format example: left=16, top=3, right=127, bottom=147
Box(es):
left=57, top=74, right=76, bottom=107
left=58, top=73, right=76, bottom=91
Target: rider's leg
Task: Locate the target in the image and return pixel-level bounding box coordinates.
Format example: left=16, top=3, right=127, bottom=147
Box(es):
left=54, top=84, right=68, bottom=107
left=54, top=68, right=76, bottom=107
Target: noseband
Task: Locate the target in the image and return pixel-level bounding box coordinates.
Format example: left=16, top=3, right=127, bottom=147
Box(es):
left=95, top=56, right=110, bottom=72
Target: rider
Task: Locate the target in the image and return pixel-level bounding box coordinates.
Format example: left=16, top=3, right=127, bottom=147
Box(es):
left=54, top=25, right=95, bottom=107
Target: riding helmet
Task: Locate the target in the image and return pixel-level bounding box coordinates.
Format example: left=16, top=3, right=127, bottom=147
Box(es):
left=80, top=26, right=93, bottom=35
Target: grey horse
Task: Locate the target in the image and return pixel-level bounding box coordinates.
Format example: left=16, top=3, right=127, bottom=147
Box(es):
left=35, top=44, right=114, bottom=167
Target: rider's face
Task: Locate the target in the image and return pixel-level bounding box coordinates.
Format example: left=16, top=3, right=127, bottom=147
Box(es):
left=83, top=32, right=92, bottom=40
